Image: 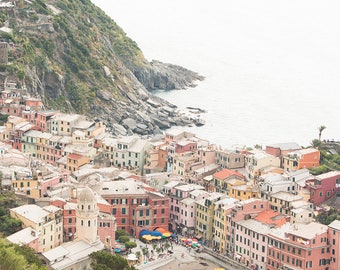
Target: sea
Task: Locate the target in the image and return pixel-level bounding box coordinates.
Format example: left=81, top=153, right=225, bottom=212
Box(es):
left=92, top=0, right=340, bottom=149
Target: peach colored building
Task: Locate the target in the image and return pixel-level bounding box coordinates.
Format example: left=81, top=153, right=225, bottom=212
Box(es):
left=213, top=168, right=245, bottom=194
left=66, top=153, right=90, bottom=173
left=282, top=148, right=320, bottom=171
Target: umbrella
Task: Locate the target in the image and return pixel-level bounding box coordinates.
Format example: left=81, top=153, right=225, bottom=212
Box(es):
left=171, top=234, right=176, bottom=238
left=155, top=227, right=167, bottom=233
left=151, top=231, right=162, bottom=237
left=142, top=235, right=153, bottom=241
left=140, top=230, right=151, bottom=237
left=163, top=232, right=171, bottom=238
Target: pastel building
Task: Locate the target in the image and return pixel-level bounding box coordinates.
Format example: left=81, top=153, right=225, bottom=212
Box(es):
left=225, top=199, right=270, bottom=254
left=97, top=179, right=169, bottom=238
left=245, top=150, right=281, bottom=179
left=163, top=181, right=205, bottom=233
left=196, top=192, right=228, bottom=246
left=213, top=169, right=245, bottom=194
left=267, top=222, right=330, bottom=270
left=267, top=191, right=304, bottom=215
left=282, top=148, right=320, bottom=171
left=328, top=220, right=340, bottom=270
left=234, top=210, right=287, bottom=269
left=212, top=197, right=239, bottom=253
left=10, top=204, right=63, bottom=252
left=215, top=148, right=245, bottom=169
left=306, top=171, right=340, bottom=205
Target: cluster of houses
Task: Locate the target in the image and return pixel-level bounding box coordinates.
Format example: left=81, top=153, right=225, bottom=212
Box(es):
left=0, top=82, right=340, bottom=270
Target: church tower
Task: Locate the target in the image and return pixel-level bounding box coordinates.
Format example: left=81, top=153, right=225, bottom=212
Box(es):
left=76, top=187, right=99, bottom=244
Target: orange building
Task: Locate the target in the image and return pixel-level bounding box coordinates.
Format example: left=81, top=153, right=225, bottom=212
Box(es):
left=66, top=153, right=90, bottom=173
left=282, top=148, right=320, bottom=171
left=213, top=168, right=245, bottom=194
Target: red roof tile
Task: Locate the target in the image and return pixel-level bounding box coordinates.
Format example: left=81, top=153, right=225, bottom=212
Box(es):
left=213, top=169, right=244, bottom=180
left=254, top=210, right=287, bottom=228
left=68, top=153, right=83, bottom=160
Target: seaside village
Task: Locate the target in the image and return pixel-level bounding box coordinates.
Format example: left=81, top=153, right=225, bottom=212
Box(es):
left=0, top=79, right=340, bottom=270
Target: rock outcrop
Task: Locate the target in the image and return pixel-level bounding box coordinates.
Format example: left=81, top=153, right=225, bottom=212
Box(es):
left=0, top=0, right=204, bottom=136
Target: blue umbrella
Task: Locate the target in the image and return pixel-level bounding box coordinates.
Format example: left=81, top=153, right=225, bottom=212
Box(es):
left=139, top=230, right=151, bottom=237
left=151, top=231, right=162, bottom=237
left=171, top=234, right=176, bottom=238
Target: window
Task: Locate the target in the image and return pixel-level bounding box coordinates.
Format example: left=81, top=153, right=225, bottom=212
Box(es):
left=122, top=208, right=126, bottom=215
left=68, top=218, right=72, bottom=223
left=122, top=218, right=126, bottom=224
left=140, top=210, right=143, bottom=216
left=112, top=208, right=116, bottom=215
left=161, top=209, right=165, bottom=214
left=161, top=218, right=164, bottom=223
left=154, top=209, right=157, bottom=215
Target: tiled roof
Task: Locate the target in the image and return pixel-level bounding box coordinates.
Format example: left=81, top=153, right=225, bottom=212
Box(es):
left=213, top=169, right=244, bottom=179
left=254, top=210, right=287, bottom=228
left=67, top=153, right=83, bottom=160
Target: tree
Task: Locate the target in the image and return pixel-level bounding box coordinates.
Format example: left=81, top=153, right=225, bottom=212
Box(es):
left=89, top=251, right=136, bottom=270
left=125, top=241, right=137, bottom=250
left=318, top=125, right=326, bottom=141
left=311, top=139, right=321, bottom=149
left=115, top=229, right=127, bottom=240
left=0, top=239, right=47, bottom=270
left=118, top=235, right=130, bottom=244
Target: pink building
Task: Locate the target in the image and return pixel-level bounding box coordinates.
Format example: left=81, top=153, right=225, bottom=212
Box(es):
left=328, top=220, right=340, bottom=270
left=234, top=210, right=287, bottom=269
left=175, top=140, right=197, bottom=154
left=306, top=171, right=340, bottom=205
left=163, top=181, right=204, bottom=233
left=267, top=222, right=330, bottom=270
left=226, top=199, right=269, bottom=254
left=35, top=110, right=59, bottom=132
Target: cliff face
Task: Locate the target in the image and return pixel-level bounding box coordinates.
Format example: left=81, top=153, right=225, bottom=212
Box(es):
left=0, top=0, right=203, bottom=136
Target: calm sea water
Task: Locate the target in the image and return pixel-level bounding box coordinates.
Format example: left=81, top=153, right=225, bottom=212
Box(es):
left=92, top=0, right=340, bottom=149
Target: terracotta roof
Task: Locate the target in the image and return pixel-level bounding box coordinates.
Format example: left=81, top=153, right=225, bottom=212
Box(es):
left=254, top=210, right=286, bottom=228
left=213, top=169, right=244, bottom=180
left=67, top=153, right=83, bottom=160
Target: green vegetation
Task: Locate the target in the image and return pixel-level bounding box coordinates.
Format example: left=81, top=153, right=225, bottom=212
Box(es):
left=0, top=113, right=9, bottom=125
left=1, top=0, right=147, bottom=114
left=89, top=250, right=136, bottom=270
left=0, top=190, right=22, bottom=236
left=316, top=208, right=340, bottom=225
left=0, top=239, right=47, bottom=270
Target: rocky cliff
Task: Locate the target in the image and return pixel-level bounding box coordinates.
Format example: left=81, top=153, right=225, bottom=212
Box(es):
left=0, top=0, right=204, bottom=136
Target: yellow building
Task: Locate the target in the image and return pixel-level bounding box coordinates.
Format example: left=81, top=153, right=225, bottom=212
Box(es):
left=229, top=182, right=259, bottom=200
left=196, top=193, right=228, bottom=247
left=10, top=204, right=63, bottom=252
left=213, top=198, right=239, bottom=253
left=12, top=176, right=40, bottom=199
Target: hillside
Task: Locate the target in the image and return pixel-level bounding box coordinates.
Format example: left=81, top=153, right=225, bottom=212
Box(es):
left=0, top=0, right=203, bottom=135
